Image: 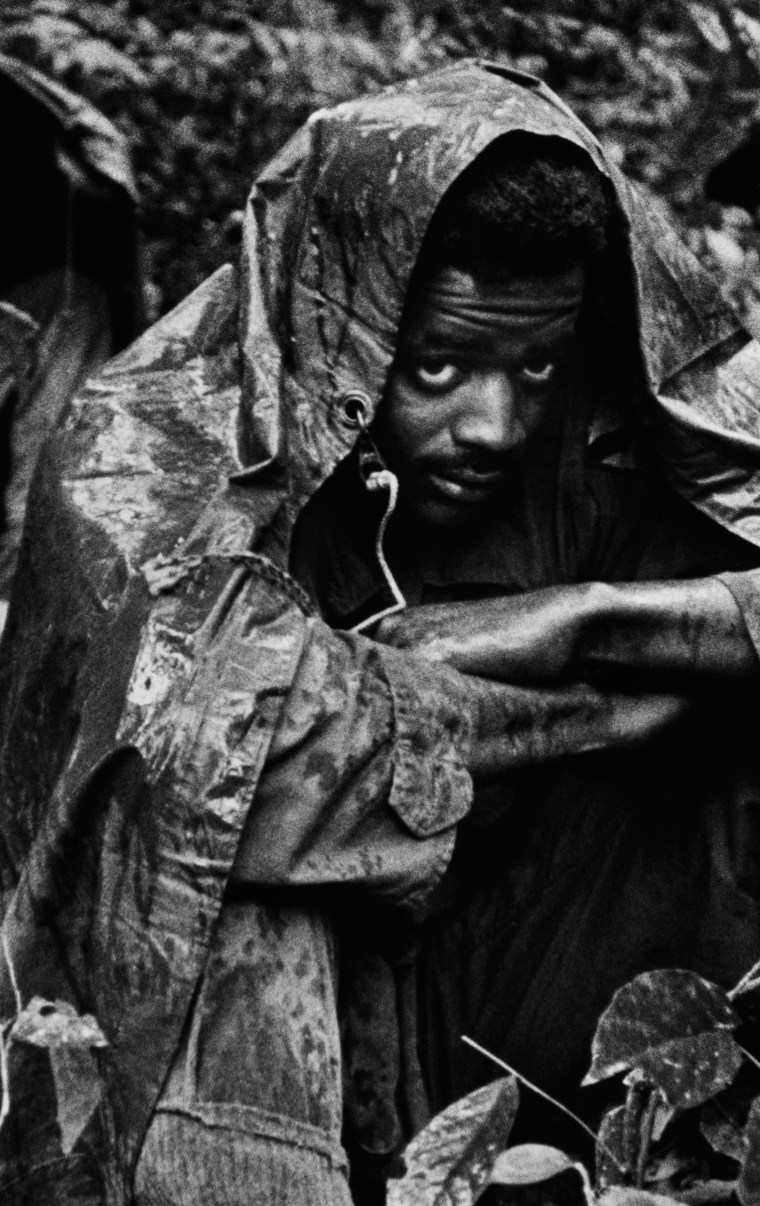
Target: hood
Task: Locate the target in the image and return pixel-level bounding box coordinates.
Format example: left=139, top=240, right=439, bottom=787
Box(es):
left=0, top=53, right=138, bottom=201
left=0, top=53, right=143, bottom=346
left=238, top=58, right=760, bottom=549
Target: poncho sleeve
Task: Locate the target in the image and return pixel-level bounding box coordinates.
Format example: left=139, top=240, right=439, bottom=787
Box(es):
left=230, top=610, right=475, bottom=914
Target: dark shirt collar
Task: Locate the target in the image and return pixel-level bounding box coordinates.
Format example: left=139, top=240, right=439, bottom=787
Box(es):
left=290, top=399, right=645, bottom=629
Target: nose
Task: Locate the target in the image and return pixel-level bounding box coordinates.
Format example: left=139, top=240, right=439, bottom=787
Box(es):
left=452, top=371, right=523, bottom=456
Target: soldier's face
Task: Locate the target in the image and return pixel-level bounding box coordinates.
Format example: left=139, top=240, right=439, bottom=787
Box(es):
left=374, top=261, right=585, bottom=529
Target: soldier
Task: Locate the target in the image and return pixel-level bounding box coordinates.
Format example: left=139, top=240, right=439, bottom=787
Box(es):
left=2, top=61, right=760, bottom=1206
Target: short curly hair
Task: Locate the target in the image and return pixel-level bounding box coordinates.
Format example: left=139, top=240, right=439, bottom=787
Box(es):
left=415, top=133, right=613, bottom=283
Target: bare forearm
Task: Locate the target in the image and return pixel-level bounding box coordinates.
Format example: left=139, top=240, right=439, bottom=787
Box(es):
left=377, top=577, right=758, bottom=687
left=580, top=577, right=756, bottom=684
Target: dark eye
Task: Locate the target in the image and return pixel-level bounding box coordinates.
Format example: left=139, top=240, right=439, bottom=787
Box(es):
left=519, top=360, right=556, bottom=385
left=409, top=359, right=465, bottom=393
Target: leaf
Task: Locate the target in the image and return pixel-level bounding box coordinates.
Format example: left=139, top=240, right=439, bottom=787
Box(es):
left=489, top=1144, right=575, bottom=1186
left=703, top=227, right=745, bottom=274
left=597, top=1091, right=674, bottom=1191
left=585, top=971, right=740, bottom=1090
left=675, top=1181, right=736, bottom=1205
left=738, top=1098, right=760, bottom=1206
left=734, top=12, right=760, bottom=74
left=10, top=997, right=108, bottom=1049
left=686, top=3, right=733, bottom=53
left=624, top=1031, right=743, bottom=1110
left=597, top=1106, right=629, bottom=1190
left=651, top=1098, right=676, bottom=1142
left=700, top=1099, right=748, bottom=1163
left=645, top=1149, right=692, bottom=1186
left=387, top=1076, right=519, bottom=1206
left=68, top=38, right=149, bottom=86
left=597, top=1189, right=682, bottom=1206
left=50, top=1046, right=103, bottom=1155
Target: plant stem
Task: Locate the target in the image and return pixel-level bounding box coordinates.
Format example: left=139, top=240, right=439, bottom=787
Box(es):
left=1, top=931, right=21, bottom=1016
left=573, top=1160, right=596, bottom=1206
left=636, top=1089, right=662, bottom=1188
left=461, top=1035, right=625, bottom=1173
left=0, top=1022, right=11, bottom=1132
left=728, top=957, right=760, bottom=1000
left=739, top=1044, right=760, bottom=1075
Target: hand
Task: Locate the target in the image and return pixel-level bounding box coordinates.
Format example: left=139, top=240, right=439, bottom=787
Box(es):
left=376, top=586, right=596, bottom=684
left=461, top=675, right=690, bottom=781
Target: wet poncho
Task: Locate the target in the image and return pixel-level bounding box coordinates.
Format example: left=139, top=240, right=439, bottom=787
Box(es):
left=2, top=59, right=760, bottom=1204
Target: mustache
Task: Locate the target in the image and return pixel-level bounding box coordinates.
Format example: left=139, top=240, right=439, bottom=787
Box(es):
left=417, top=449, right=523, bottom=478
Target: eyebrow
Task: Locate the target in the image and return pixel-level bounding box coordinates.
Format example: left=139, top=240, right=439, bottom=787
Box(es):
left=403, top=324, right=577, bottom=360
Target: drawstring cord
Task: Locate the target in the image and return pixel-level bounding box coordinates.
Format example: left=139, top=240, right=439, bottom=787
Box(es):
left=347, top=405, right=407, bottom=634
left=352, top=466, right=407, bottom=632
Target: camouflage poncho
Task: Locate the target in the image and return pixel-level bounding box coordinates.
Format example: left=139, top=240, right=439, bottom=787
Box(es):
left=2, top=60, right=760, bottom=1203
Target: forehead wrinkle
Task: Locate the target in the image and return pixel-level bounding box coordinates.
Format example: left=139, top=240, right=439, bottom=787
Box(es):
left=401, top=264, right=585, bottom=347
left=404, top=307, right=579, bottom=354
left=421, top=286, right=583, bottom=317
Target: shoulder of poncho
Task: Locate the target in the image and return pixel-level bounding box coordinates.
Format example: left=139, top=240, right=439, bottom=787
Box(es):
left=52, top=265, right=257, bottom=605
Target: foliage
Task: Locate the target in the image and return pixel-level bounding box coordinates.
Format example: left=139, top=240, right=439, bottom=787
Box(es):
left=584, top=970, right=743, bottom=1110
left=1, top=1, right=760, bottom=321
left=587, top=965, right=760, bottom=1204
left=389, top=960, right=760, bottom=1206
left=0, top=942, right=109, bottom=1157
left=386, top=1076, right=519, bottom=1206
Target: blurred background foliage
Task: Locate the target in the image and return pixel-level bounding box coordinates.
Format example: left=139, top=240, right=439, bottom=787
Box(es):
left=4, top=0, right=760, bottom=327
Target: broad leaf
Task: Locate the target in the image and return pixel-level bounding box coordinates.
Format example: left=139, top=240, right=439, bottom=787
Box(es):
left=738, top=1097, right=760, bottom=1206
left=489, top=1144, right=575, bottom=1186
left=674, top=1181, right=736, bottom=1205
left=387, top=1076, right=519, bottom=1206
left=700, top=1099, right=748, bottom=1163
left=10, top=997, right=108, bottom=1049
left=50, top=1046, right=103, bottom=1155
left=624, top=1031, right=743, bottom=1109
left=597, top=1189, right=681, bottom=1206
left=585, top=971, right=739, bottom=1089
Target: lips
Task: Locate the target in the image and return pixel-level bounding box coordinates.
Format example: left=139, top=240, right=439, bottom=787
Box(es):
left=424, top=465, right=507, bottom=503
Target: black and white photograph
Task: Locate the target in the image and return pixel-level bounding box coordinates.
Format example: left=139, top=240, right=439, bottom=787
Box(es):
left=2, top=5, right=760, bottom=1205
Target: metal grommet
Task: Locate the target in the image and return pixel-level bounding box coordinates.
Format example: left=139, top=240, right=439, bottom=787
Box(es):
left=335, top=389, right=371, bottom=429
